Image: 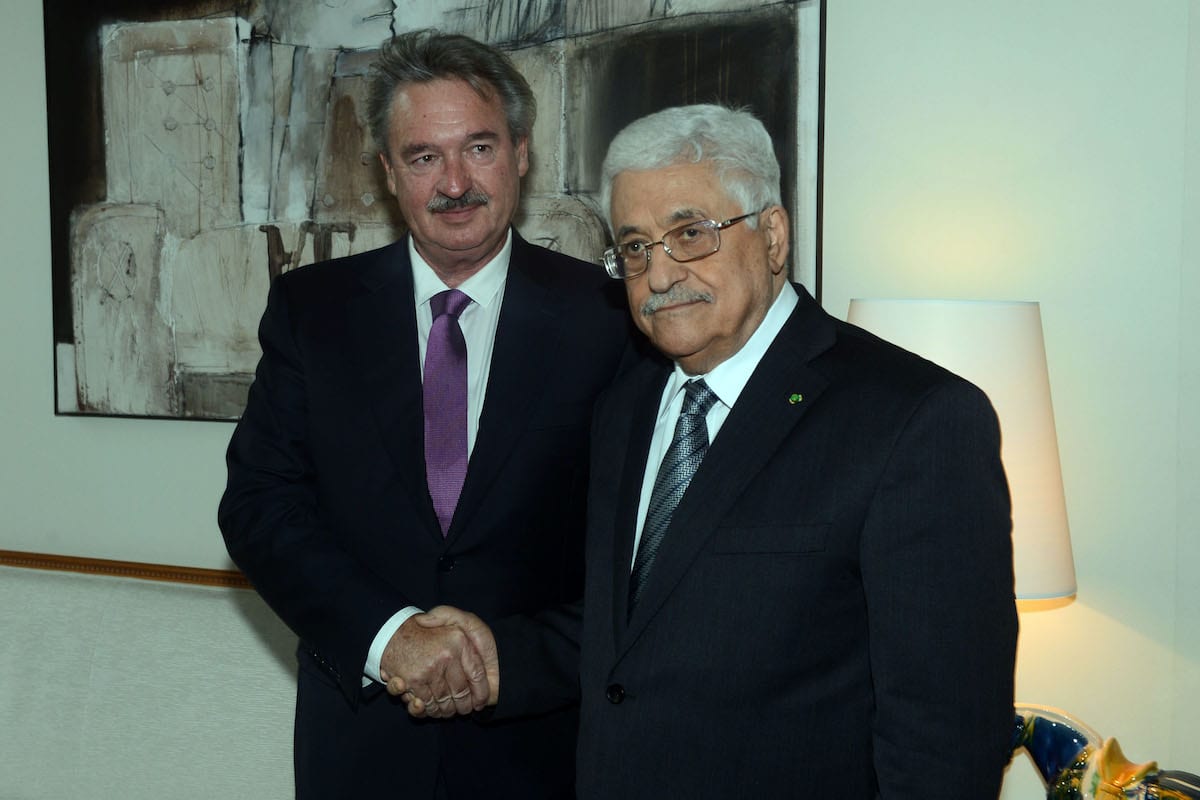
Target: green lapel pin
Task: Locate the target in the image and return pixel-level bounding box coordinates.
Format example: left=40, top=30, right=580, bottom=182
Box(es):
left=788, top=393, right=803, bottom=405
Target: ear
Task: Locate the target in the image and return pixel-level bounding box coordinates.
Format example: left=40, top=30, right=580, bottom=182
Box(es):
left=761, top=205, right=791, bottom=276
left=379, top=152, right=397, bottom=196
left=515, top=136, right=530, bottom=178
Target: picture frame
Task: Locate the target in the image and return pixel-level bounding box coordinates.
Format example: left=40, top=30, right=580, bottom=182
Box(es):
left=26, top=0, right=823, bottom=580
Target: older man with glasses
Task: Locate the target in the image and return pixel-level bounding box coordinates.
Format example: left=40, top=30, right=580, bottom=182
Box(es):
left=561, top=104, right=1019, bottom=799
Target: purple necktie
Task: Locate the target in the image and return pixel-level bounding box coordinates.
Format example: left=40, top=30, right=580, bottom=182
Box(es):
left=424, top=289, right=471, bottom=536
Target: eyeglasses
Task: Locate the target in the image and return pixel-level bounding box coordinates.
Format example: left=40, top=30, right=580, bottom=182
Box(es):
left=601, top=211, right=762, bottom=280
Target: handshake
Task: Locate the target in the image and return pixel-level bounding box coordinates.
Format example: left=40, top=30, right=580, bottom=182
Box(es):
left=379, top=605, right=499, bottom=719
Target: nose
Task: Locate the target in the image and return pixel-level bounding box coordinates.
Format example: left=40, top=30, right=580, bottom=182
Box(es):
left=440, top=154, right=470, bottom=197
left=644, top=245, right=688, bottom=294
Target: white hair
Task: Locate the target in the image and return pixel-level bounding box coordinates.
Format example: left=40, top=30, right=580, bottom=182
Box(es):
left=598, top=104, right=783, bottom=230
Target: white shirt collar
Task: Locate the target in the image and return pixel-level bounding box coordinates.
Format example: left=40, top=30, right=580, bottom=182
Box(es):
left=657, top=283, right=800, bottom=422
left=410, top=229, right=512, bottom=309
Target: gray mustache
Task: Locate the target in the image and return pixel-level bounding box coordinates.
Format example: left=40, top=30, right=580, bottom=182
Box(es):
left=427, top=190, right=490, bottom=213
left=640, top=286, right=714, bottom=316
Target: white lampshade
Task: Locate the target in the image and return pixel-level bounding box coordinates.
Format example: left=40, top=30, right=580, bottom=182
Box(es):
left=846, top=299, right=1076, bottom=608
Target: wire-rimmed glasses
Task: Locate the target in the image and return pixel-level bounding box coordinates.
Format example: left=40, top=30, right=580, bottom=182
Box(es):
left=601, top=210, right=762, bottom=280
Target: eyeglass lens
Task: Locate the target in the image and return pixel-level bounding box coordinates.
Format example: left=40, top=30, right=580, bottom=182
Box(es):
left=663, top=222, right=721, bottom=260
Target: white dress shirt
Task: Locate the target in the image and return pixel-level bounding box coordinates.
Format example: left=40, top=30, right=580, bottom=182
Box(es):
left=631, top=284, right=799, bottom=566
left=364, top=232, right=511, bottom=684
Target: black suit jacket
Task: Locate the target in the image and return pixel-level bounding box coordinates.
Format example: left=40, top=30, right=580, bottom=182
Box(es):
left=219, top=232, right=632, bottom=799
left=500, top=286, right=1017, bottom=798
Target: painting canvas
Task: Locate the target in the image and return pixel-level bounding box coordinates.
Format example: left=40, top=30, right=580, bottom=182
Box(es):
left=46, top=0, right=822, bottom=420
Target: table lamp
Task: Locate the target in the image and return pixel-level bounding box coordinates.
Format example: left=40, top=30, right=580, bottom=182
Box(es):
left=846, top=299, right=1076, bottom=610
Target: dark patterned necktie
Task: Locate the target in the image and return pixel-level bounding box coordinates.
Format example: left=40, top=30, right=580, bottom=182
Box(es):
left=424, top=289, right=471, bottom=536
left=629, top=379, right=719, bottom=612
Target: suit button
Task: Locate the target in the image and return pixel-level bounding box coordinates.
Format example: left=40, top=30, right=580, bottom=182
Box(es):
left=606, top=684, right=625, bottom=704
left=437, top=555, right=456, bottom=573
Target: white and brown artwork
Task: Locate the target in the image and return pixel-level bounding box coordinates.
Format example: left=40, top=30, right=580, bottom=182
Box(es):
left=46, top=0, right=822, bottom=420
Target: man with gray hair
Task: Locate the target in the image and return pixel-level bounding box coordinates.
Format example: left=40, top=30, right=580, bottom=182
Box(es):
left=219, top=29, right=631, bottom=799
left=576, top=102, right=1017, bottom=797
left=400, top=103, right=1019, bottom=798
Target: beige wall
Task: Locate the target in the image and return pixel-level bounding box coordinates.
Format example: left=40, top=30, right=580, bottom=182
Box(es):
left=0, top=567, right=295, bottom=796
left=2, top=0, right=1198, bottom=797
left=821, top=1, right=1200, bottom=796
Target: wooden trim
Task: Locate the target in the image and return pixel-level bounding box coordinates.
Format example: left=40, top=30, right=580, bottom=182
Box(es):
left=0, top=549, right=252, bottom=589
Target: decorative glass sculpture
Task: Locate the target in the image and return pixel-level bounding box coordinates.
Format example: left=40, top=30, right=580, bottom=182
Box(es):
left=1012, top=704, right=1200, bottom=799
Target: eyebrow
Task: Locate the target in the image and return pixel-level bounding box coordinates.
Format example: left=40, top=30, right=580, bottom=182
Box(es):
left=615, top=207, right=709, bottom=241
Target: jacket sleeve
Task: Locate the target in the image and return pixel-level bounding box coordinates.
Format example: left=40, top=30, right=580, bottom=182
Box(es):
left=861, top=378, right=1019, bottom=798
left=217, top=277, right=409, bottom=704
left=487, top=601, right=584, bottom=720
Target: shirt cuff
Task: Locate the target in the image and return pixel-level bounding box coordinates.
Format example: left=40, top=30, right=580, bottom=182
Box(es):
left=363, top=606, right=423, bottom=685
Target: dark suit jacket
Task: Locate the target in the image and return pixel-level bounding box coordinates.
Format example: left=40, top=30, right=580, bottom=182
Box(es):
left=218, top=232, right=632, bottom=799
left=501, top=286, right=1017, bottom=799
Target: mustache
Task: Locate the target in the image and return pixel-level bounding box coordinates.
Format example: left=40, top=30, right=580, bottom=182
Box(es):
left=639, top=286, right=714, bottom=316
left=427, top=189, right=489, bottom=213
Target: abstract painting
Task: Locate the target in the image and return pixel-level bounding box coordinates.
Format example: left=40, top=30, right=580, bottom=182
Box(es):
left=45, top=0, right=822, bottom=419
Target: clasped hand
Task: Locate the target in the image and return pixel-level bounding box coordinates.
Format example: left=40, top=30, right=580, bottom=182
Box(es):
left=379, top=605, right=498, bottom=719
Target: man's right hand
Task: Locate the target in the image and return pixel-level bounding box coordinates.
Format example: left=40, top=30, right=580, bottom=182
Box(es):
left=382, top=606, right=500, bottom=719
left=379, top=610, right=490, bottom=718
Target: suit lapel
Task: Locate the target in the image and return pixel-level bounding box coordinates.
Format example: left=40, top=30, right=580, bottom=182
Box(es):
left=448, top=234, right=560, bottom=540
left=345, top=241, right=443, bottom=540
left=619, top=290, right=837, bottom=646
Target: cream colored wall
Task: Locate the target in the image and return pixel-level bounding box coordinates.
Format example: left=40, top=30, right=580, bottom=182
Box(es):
left=0, top=567, right=295, bottom=797
left=1175, top=0, right=1200, bottom=775
left=822, top=1, right=1200, bottom=796
left=3, top=0, right=1197, bottom=796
